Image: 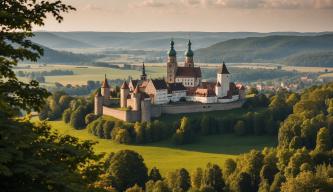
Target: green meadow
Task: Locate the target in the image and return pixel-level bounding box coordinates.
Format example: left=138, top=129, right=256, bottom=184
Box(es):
left=44, top=119, right=276, bottom=174
left=15, top=64, right=166, bottom=85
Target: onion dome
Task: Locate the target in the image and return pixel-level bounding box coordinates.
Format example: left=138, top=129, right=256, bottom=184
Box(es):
left=101, top=74, right=110, bottom=88
left=185, top=40, right=194, bottom=57
left=121, top=81, right=129, bottom=89
left=167, top=40, right=177, bottom=57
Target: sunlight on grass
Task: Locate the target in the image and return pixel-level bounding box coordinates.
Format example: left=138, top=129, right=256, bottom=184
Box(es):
left=41, top=119, right=276, bottom=174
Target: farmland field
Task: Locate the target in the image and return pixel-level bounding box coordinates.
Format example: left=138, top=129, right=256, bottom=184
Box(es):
left=39, top=119, right=276, bottom=174
left=15, top=64, right=166, bottom=85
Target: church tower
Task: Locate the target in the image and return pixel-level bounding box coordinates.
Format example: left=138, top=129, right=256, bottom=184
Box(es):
left=217, top=61, right=230, bottom=97
left=167, top=40, right=177, bottom=83
left=101, top=74, right=110, bottom=100
left=140, top=62, right=147, bottom=81
left=184, top=40, right=194, bottom=67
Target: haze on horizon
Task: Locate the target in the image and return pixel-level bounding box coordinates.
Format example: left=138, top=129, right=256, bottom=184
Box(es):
left=35, top=0, right=333, bottom=32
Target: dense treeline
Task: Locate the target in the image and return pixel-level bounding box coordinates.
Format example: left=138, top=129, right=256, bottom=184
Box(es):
left=46, top=80, right=122, bottom=96
left=17, top=69, right=74, bottom=78
left=16, top=69, right=74, bottom=83
left=39, top=91, right=93, bottom=129
left=284, top=51, right=333, bottom=67
left=87, top=117, right=174, bottom=144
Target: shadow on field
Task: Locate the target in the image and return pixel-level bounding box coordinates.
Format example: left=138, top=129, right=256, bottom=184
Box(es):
left=145, top=134, right=277, bottom=155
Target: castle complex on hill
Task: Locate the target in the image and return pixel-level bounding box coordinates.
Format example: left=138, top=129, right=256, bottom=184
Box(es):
left=94, top=40, right=246, bottom=122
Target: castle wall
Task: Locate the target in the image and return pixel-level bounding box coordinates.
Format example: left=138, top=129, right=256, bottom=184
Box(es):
left=102, top=106, right=141, bottom=122
left=160, top=100, right=244, bottom=114
left=151, top=105, right=162, bottom=118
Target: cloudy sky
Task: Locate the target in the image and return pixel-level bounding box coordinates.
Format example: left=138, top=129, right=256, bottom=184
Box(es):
left=36, top=0, right=333, bottom=32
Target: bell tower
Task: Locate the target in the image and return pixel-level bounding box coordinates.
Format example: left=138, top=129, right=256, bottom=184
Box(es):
left=184, top=40, right=194, bottom=67
left=167, top=40, right=177, bottom=83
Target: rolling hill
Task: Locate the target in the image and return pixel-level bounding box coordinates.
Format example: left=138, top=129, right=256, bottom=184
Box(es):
left=30, top=32, right=94, bottom=49
left=32, top=45, right=101, bottom=64
left=32, top=31, right=329, bottom=50
left=195, top=34, right=333, bottom=67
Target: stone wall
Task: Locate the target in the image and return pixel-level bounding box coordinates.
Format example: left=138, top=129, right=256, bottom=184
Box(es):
left=102, top=106, right=141, bottom=122
left=160, top=100, right=244, bottom=114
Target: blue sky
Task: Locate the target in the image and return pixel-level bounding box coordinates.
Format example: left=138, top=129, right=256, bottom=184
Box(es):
left=36, top=0, right=333, bottom=32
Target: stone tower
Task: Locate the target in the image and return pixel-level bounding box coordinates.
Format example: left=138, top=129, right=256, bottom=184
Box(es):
left=184, top=40, right=194, bottom=67
left=217, top=61, right=230, bottom=97
left=141, top=99, right=151, bottom=122
left=132, top=85, right=141, bottom=111
left=166, top=40, right=177, bottom=83
left=94, top=89, right=103, bottom=116
left=140, top=62, right=147, bottom=81
left=101, top=74, right=110, bottom=100
left=120, top=81, right=129, bottom=108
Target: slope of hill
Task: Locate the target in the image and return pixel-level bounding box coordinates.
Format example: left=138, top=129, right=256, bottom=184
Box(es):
left=35, top=45, right=100, bottom=64
left=31, top=32, right=94, bottom=49
left=284, top=51, right=333, bottom=67
left=195, top=34, right=333, bottom=66
left=33, top=31, right=329, bottom=50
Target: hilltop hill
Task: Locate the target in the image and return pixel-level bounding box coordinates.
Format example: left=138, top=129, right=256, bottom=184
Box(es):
left=33, top=45, right=100, bottom=64
left=195, top=34, right=333, bottom=67
left=32, top=31, right=328, bottom=50
left=31, top=32, right=94, bottom=49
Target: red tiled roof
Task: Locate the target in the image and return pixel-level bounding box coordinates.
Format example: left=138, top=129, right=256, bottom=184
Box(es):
left=195, top=88, right=216, bottom=97
left=176, top=67, right=202, bottom=78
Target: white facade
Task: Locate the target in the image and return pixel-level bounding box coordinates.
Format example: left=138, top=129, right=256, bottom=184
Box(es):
left=153, top=89, right=169, bottom=104
left=187, top=96, right=218, bottom=104
left=217, top=73, right=230, bottom=97
left=168, top=90, right=187, bottom=102
left=175, top=77, right=201, bottom=87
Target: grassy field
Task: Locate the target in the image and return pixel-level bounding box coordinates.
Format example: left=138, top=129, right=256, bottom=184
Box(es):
left=43, top=119, right=276, bottom=174
left=15, top=64, right=165, bottom=85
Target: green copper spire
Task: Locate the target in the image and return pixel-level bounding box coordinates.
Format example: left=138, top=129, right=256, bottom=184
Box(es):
left=185, top=40, right=194, bottom=57
left=168, top=39, right=177, bottom=57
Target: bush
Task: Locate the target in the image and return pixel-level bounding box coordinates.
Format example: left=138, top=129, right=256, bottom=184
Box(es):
left=62, top=108, right=71, bottom=123
left=234, top=120, right=246, bottom=136
left=85, top=113, right=97, bottom=125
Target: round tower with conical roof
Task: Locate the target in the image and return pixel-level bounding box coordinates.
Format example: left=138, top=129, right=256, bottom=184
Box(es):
left=132, top=85, right=141, bottom=111
left=184, top=40, right=194, bottom=67
left=101, top=74, right=110, bottom=100
left=120, top=81, right=129, bottom=108
left=167, top=39, right=177, bottom=83
left=94, top=89, right=103, bottom=116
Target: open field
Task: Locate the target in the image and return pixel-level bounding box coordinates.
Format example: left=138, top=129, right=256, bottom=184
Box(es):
left=15, top=64, right=165, bottom=85
left=41, top=119, right=276, bottom=174
left=231, top=63, right=333, bottom=73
